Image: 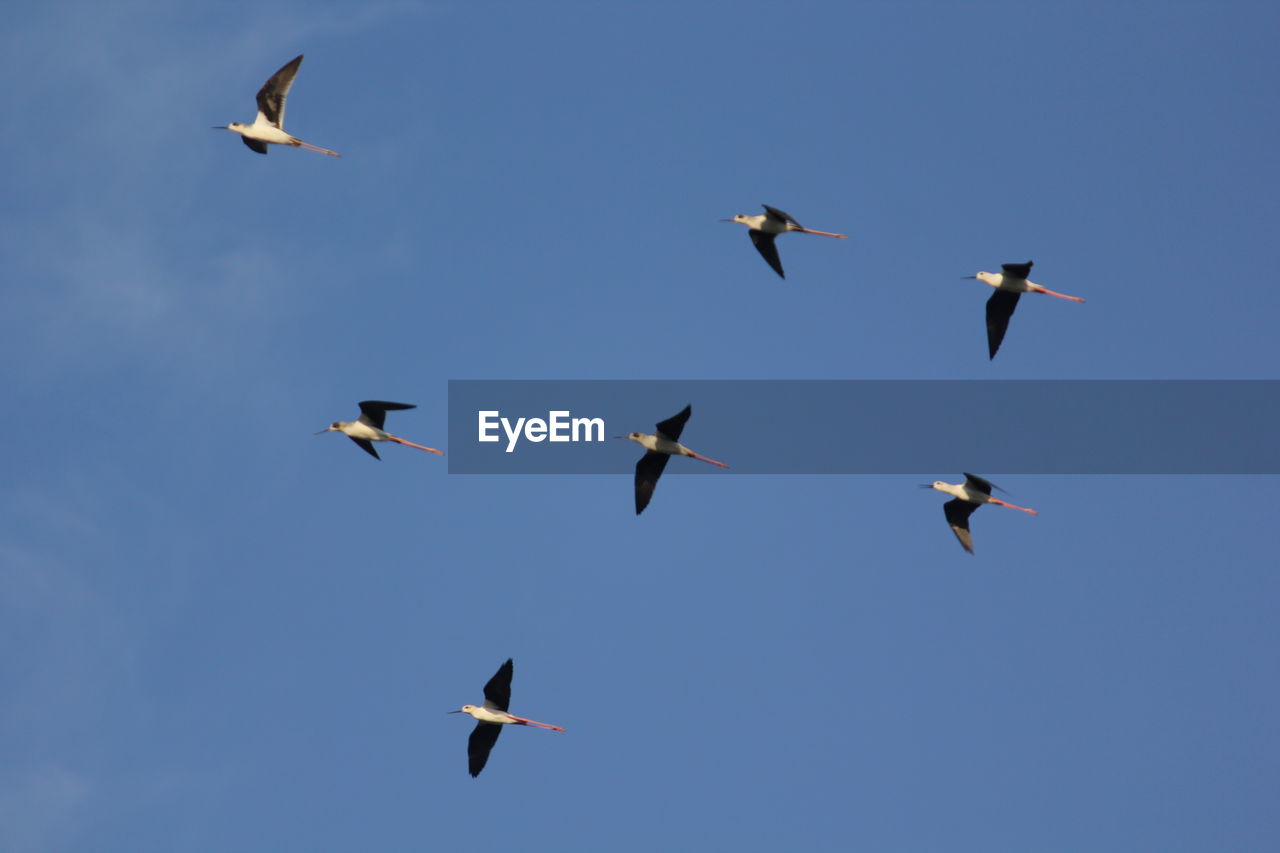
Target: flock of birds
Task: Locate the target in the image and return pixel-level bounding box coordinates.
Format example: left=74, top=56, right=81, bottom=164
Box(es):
left=221, top=54, right=1082, bottom=777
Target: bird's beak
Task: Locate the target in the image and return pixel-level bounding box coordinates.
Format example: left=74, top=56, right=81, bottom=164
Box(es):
left=918, top=483, right=935, bottom=489
left=212, top=125, right=228, bottom=130
left=447, top=710, right=462, bottom=714
left=719, top=218, right=735, bottom=222
left=314, top=428, right=330, bottom=435
left=961, top=275, right=977, bottom=279
left=613, top=435, right=629, bottom=440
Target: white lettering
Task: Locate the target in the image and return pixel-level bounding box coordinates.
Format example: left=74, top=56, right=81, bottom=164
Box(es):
left=479, top=410, right=607, bottom=452
left=502, top=417, right=526, bottom=453
left=477, top=411, right=500, bottom=442
left=572, top=416, right=604, bottom=442
left=548, top=411, right=570, bottom=442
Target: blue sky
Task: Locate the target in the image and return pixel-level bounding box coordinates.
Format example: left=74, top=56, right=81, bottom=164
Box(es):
left=2, top=1, right=1278, bottom=851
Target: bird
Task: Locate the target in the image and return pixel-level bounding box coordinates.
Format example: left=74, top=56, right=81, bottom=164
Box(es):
left=723, top=204, right=847, bottom=278
left=618, top=405, right=729, bottom=515
left=965, top=261, right=1085, bottom=359
left=450, top=659, right=565, bottom=777
left=214, top=54, right=340, bottom=157
left=317, top=401, right=443, bottom=460
left=922, top=473, right=1038, bottom=554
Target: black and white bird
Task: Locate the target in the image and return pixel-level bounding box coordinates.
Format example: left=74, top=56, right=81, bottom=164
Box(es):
left=922, top=473, right=1038, bottom=554
left=215, top=55, right=340, bottom=157
left=317, top=401, right=443, bottom=460
left=449, top=659, right=564, bottom=778
left=966, top=261, right=1085, bottom=359
left=618, top=405, right=729, bottom=515
left=723, top=204, right=846, bottom=278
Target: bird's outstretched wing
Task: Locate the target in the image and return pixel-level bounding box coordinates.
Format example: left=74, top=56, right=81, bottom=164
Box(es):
left=749, top=231, right=785, bottom=279
left=1001, top=260, right=1033, bottom=279
left=985, top=290, right=1021, bottom=359
left=654, top=405, right=692, bottom=441
left=240, top=137, right=268, bottom=155
left=468, top=722, right=502, bottom=777
left=256, top=54, right=303, bottom=129
left=357, top=400, right=415, bottom=430
left=349, top=437, right=380, bottom=460
left=634, top=451, right=672, bottom=515
left=761, top=204, right=801, bottom=227
left=961, top=472, right=998, bottom=496
left=943, top=499, right=979, bottom=554
left=482, top=659, right=515, bottom=712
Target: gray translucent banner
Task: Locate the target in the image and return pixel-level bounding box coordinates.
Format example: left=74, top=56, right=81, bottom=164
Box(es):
left=446, top=380, right=1279, bottom=474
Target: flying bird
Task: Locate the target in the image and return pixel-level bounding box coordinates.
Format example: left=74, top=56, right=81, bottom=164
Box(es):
left=965, top=261, right=1084, bottom=359
left=317, top=401, right=443, bottom=460
left=922, top=473, right=1038, bottom=554
left=618, top=405, right=729, bottom=515
left=214, top=54, right=340, bottom=157
left=723, top=204, right=847, bottom=278
left=450, top=659, right=564, bottom=777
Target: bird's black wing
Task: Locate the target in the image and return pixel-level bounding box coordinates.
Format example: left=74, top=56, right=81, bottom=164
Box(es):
left=654, top=405, right=692, bottom=441
left=635, top=451, right=672, bottom=515
left=749, top=231, right=785, bottom=279
left=985, top=290, right=1021, bottom=359
left=256, top=55, right=303, bottom=128
left=1001, top=260, right=1034, bottom=279
left=468, top=722, right=503, bottom=777
left=961, top=472, right=997, bottom=496
left=240, top=137, right=268, bottom=155
left=349, top=437, right=380, bottom=460
left=357, top=400, right=416, bottom=430
left=761, top=204, right=800, bottom=227
left=943, top=499, right=979, bottom=554
left=482, top=659, right=514, bottom=712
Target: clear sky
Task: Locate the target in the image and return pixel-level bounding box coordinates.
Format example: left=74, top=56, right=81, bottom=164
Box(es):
left=2, top=2, right=1278, bottom=851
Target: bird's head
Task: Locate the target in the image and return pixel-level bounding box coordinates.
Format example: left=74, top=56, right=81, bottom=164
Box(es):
left=721, top=214, right=752, bottom=227
left=314, top=422, right=343, bottom=435
left=449, top=704, right=479, bottom=716
left=614, top=432, right=643, bottom=443
left=965, top=271, right=1001, bottom=287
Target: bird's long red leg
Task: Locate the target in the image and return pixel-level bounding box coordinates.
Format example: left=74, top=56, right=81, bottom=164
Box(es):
left=388, top=435, right=445, bottom=455
left=296, top=140, right=341, bottom=157
left=510, top=715, right=565, bottom=732
left=796, top=227, right=848, bottom=239
left=686, top=450, right=730, bottom=469
left=1031, top=285, right=1085, bottom=303
left=989, top=498, right=1038, bottom=515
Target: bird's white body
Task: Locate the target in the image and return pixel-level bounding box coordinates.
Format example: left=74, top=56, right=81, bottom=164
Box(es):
left=929, top=480, right=990, bottom=504
left=974, top=270, right=1059, bottom=295
left=731, top=213, right=787, bottom=234
left=625, top=432, right=694, bottom=457
left=976, top=270, right=1032, bottom=293
left=458, top=703, right=522, bottom=725
left=228, top=114, right=303, bottom=147
left=331, top=420, right=389, bottom=442
left=971, top=269, right=1084, bottom=301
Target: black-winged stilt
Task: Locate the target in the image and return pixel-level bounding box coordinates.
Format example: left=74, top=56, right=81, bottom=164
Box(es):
left=618, top=405, right=729, bottom=515
left=723, top=204, right=847, bottom=279
left=318, top=401, right=443, bottom=460
left=967, top=261, right=1085, bottom=359
left=922, top=473, right=1038, bottom=554
left=214, top=55, right=340, bottom=157
left=449, top=659, right=564, bottom=778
